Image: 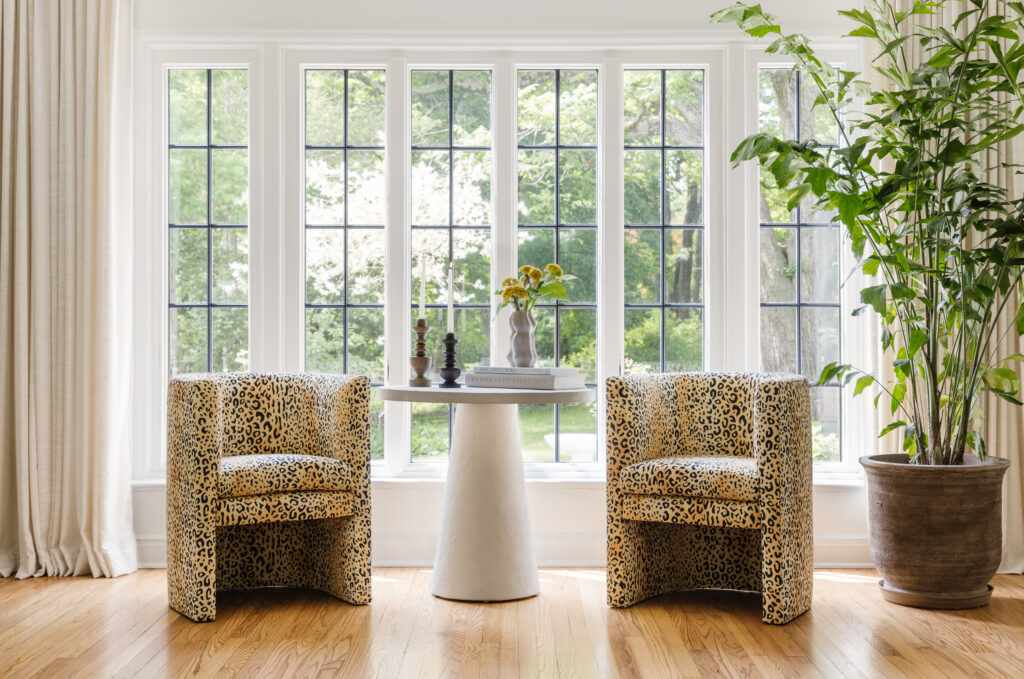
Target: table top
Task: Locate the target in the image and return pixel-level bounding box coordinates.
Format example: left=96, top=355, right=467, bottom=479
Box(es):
left=376, top=385, right=596, bottom=405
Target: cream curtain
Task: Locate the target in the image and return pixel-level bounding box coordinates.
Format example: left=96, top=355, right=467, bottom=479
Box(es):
left=870, top=0, right=1024, bottom=572
left=0, top=0, right=135, bottom=577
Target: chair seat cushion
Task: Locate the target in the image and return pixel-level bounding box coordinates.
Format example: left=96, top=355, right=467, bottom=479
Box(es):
left=218, top=453, right=351, bottom=498
left=619, top=456, right=759, bottom=502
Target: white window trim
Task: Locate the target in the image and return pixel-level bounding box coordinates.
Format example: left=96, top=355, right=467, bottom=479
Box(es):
left=132, top=37, right=866, bottom=485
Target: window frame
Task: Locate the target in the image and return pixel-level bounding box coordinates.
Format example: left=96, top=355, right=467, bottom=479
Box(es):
left=166, top=66, right=251, bottom=376
left=742, top=46, right=875, bottom=478
left=134, top=45, right=261, bottom=481
left=140, top=42, right=878, bottom=483
left=621, top=67, right=709, bottom=374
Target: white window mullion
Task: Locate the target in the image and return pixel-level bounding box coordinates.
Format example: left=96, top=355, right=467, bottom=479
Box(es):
left=384, top=56, right=412, bottom=474
left=491, top=57, right=515, bottom=366
left=280, top=50, right=305, bottom=372
left=598, top=58, right=624, bottom=461
left=251, top=44, right=282, bottom=372
left=706, top=48, right=734, bottom=371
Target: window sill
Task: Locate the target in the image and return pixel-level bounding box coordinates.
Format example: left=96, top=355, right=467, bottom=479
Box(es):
left=811, top=470, right=865, bottom=488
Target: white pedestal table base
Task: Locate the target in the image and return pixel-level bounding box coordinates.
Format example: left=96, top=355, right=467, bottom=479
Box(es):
left=429, top=403, right=539, bottom=602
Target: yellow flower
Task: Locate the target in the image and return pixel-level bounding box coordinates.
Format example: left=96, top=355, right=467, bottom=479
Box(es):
left=501, top=277, right=519, bottom=288
left=527, top=267, right=543, bottom=282
left=507, top=285, right=529, bottom=300
left=544, top=263, right=563, bottom=277
left=518, top=265, right=532, bottom=274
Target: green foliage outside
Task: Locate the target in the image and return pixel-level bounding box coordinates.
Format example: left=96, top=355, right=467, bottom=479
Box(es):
left=168, top=69, right=249, bottom=377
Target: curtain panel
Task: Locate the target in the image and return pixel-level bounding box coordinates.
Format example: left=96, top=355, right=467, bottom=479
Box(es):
left=0, top=0, right=135, bottom=577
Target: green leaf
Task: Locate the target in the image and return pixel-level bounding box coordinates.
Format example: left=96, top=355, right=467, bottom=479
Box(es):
left=983, top=366, right=1021, bottom=396
left=908, top=328, right=927, bottom=357
left=854, top=375, right=875, bottom=396
left=861, top=285, right=887, bottom=314
left=747, top=23, right=781, bottom=38
left=537, top=280, right=570, bottom=302
left=834, top=192, right=862, bottom=227
left=879, top=420, right=906, bottom=437
left=889, top=283, right=916, bottom=301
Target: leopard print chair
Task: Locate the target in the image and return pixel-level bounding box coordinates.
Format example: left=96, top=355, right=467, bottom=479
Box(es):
left=166, top=373, right=371, bottom=622
left=605, top=372, right=812, bottom=624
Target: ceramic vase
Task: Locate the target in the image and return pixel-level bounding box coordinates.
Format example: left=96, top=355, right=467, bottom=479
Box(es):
left=507, top=310, right=537, bottom=368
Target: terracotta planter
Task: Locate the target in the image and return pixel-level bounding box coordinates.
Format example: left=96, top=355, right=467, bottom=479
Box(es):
left=860, top=453, right=1011, bottom=609
left=507, top=310, right=537, bottom=368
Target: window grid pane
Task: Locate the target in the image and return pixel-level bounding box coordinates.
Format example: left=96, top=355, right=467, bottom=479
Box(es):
left=168, top=68, right=249, bottom=376
left=411, top=70, right=493, bottom=462
left=758, top=68, right=842, bottom=463
left=304, top=69, right=387, bottom=461
left=518, top=69, right=598, bottom=463
left=623, top=70, right=705, bottom=376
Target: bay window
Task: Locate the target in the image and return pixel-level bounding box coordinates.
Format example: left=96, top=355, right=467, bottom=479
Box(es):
left=140, top=43, right=860, bottom=479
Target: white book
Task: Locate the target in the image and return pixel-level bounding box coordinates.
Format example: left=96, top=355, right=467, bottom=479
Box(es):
left=472, top=366, right=581, bottom=376
left=465, top=372, right=587, bottom=391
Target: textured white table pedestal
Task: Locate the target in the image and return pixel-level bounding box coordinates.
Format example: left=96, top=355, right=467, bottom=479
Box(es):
left=432, top=402, right=536, bottom=601
left=376, top=385, right=595, bottom=602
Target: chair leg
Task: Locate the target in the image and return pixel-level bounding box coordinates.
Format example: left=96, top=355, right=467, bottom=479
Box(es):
left=313, top=513, right=371, bottom=605
left=607, top=517, right=679, bottom=608
left=166, top=504, right=217, bottom=622
left=760, top=525, right=814, bottom=624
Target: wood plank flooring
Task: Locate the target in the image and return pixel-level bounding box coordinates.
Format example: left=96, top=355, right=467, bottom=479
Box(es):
left=2, top=568, right=1024, bottom=678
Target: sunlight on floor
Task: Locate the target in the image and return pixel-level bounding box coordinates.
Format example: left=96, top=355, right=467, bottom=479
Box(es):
left=539, top=569, right=606, bottom=582
left=814, top=571, right=879, bottom=584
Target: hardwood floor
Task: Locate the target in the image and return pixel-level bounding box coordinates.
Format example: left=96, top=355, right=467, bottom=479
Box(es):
left=2, top=569, right=1024, bottom=678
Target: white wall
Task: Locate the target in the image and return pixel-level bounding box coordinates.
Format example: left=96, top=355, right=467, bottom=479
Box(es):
left=130, top=0, right=872, bottom=569
left=134, top=0, right=854, bottom=39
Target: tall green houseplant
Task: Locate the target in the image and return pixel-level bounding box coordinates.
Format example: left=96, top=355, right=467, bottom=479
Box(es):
left=714, top=0, right=1024, bottom=465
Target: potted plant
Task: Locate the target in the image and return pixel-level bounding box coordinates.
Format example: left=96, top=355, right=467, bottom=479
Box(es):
left=712, top=0, right=1021, bottom=608
left=496, top=264, right=575, bottom=367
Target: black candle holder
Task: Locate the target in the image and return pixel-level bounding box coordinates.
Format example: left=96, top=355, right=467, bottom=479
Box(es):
left=438, top=332, right=461, bottom=388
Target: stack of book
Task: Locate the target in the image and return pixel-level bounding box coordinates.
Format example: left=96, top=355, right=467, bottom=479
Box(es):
left=465, top=366, right=586, bottom=390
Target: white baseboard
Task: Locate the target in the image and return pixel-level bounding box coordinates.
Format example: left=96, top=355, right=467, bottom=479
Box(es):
left=133, top=479, right=871, bottom=569
left=371, top=531, right=607, bottom=567
left=812, top=533, right=872, bottom=568
left=136, top=535, right=168, bottom=569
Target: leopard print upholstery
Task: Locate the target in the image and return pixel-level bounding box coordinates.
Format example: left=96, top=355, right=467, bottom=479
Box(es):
left=218, top=490, right=354, bottom=527
left=619, top=456, right=759, bottom=502
left=166, top=373, right=371, bottom=622
left=606, top=372, right=812, bottom=625
left=218, top=454, right=352, bottom=498
left=621, top=494, right=761, bottom=529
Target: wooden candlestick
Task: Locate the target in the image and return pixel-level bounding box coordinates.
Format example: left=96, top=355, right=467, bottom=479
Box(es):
left=438, top=332, right=461, bottom=388
left=410, top=318, right=432, bottom=387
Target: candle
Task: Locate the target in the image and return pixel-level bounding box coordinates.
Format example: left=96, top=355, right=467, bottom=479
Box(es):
left=418, top=257, right=426, bottom=320
left=447, top=260, right=455, bottom=333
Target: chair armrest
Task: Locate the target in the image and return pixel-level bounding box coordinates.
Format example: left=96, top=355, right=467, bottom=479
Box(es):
left=605, top=374, right=687, bottom=480
left=166, top=376, right=223, bottom=507
left=310, top=375, right=371, bottom=487
left=753, top=374, right=812, bottom=497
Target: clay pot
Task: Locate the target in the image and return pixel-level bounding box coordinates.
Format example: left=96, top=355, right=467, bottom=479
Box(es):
left=860, top=453, right=1010, bottom=609
left=507, top=310, right=537, bottom=368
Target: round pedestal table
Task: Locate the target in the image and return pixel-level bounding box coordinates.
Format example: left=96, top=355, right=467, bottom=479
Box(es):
left=376, top=385, right=595, bottom=602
